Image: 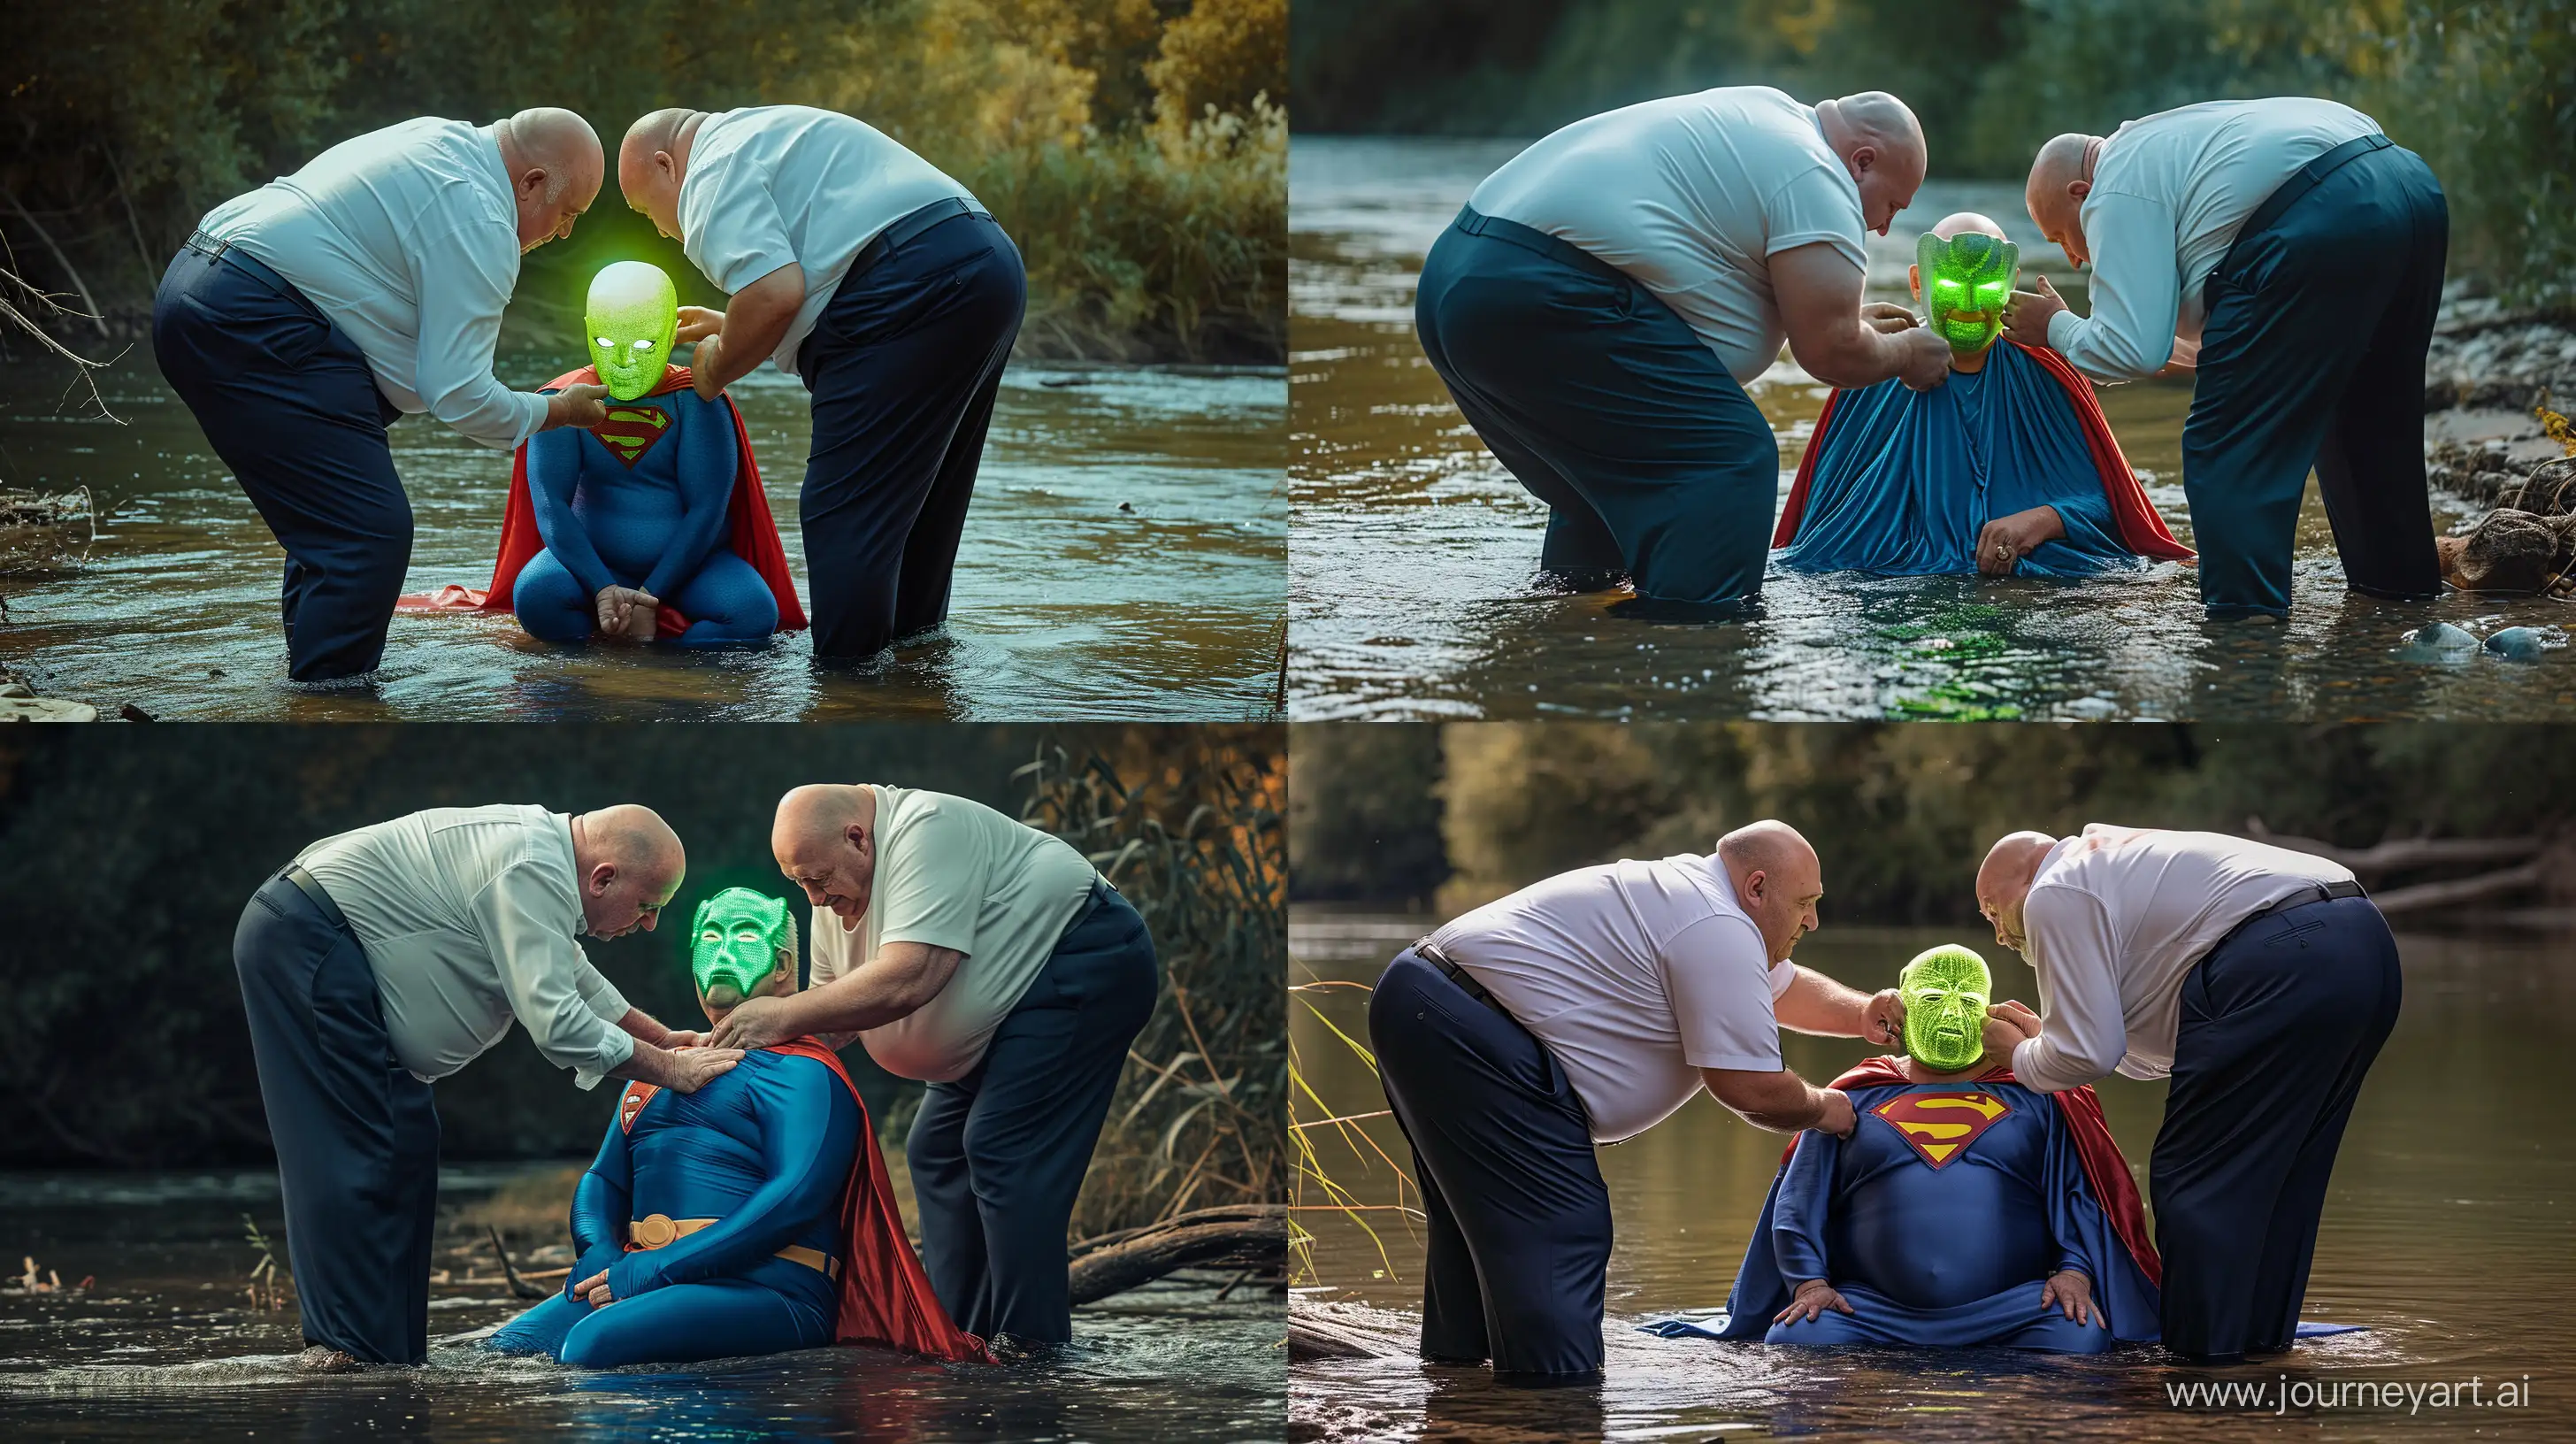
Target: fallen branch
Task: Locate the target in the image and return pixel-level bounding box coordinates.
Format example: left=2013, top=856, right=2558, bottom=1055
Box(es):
left=2245, top=818, right=2545, bottom=876
left=2368, top=860, right=2549, bottom=915
left=1067, top=1203, right=1282, bottom=1307
left=0, top=187, right=106, bottom=337
left=1288, top=1298, right=1417, bottom=1362
left=486, top=1225, right=547, bottom=1300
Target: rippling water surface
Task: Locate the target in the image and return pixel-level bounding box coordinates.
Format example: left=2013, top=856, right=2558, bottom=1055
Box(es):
left=1288, top=136, right=2574, bottom=721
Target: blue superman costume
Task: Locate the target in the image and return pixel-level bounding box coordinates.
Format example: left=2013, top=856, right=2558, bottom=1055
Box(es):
left=399, top=364, right=808, bottom=644
left=487, top=1039, right=990, bottom=1369
left=1772, top=342, right=2194, bottom=577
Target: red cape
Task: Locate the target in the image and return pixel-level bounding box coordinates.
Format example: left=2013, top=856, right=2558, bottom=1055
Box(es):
left=395, top=365, right=807, bottom=635
left=1792, top=1056, right=2162, bottom=1289
left=616, top=1039, right=994, bottom=1363
left=1771, top=341, right=2194, bottom=563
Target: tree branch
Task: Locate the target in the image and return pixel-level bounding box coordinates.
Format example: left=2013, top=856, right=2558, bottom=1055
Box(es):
left=2244, top=818, right=2545, bottom=876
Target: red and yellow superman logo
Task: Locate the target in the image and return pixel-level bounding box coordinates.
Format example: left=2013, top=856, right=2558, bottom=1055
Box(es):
left=1868, top=1090, right=2012, bottom=1168
left=591, top=404, right=671, bottom=469
left=618, top=1082, right=659, bottom=1133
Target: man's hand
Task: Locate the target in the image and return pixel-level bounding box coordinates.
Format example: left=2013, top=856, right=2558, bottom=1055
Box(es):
left=659, top=1045, right=743, bottom=1093
left=544, top=383, right=610, bottom=432
left=708, top=994, right=799, bottom=1051
left=1775, top=1279, right=1854, bottom=1325
left=594, top=586, right=652, bottom=638
left=1816, top=1087, right=1857, bottom=1139
left=658, top=1029, right=706, bottom=1048
left=1983, top=1000, right=2043, bottom=1060
left=1861, top=988, right=1905, bottom=1048
left=621, top=591, right=659, bottom=641
left=1897, top=326, right=1951, bottom=392
left=675, top=305, right=725, bottom=345
left=1975, top=505, right=2066, bottom=577
left=690, top=335, right=727, bottom=401
left=1860, top=302, right=1920, bottom=335
left=2041, top=1268, right=2102, bottom=1327
left=574, top=1269, right=616, bottom=1309
left=2002, top=275, right=2070, bottom=351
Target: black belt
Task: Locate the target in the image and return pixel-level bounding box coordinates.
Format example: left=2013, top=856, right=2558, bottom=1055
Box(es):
left=849, top=196, right=982, bottom=280
left=2205, top=133, right=2393, bottom=310
left=1413, top=936, right=1518, bottom=1024
left=280, top=863, right=352, bottom=933
left=2224, top=878, right=2367, bottom=945
left=183, top=230, right=323, bottom=319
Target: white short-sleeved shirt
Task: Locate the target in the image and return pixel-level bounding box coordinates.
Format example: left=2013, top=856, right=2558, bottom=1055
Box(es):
left=1427, top=853, right=1793, bottom=1142
left=1468, top=86, right=1869, bottom=382
left=679, top=106, right=983, bottom=380
left=198, top=119, right=549, bottom=450
left=2009, top=825, right=2359, bottom=1091
left=297, top=805, right=633, bottom=1087
left=807, top=785, right=1100, bottom=1082
left=2046, top=98, right=2383, bottom=382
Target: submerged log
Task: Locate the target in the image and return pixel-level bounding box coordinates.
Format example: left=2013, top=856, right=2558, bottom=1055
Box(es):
left=1287, top=1298, right=1418, bottom=1361
left=1067, top=1203, right=1283, bottom=1306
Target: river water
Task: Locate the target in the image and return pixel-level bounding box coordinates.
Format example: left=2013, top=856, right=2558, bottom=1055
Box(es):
left=0, top=356, right=1284, bottom=720
left=0, top=1164, right=1285, bottom=1441
left=1289, top=135, right=2576, bottom=721
left=1289, top=909, right=2576, bottom=1440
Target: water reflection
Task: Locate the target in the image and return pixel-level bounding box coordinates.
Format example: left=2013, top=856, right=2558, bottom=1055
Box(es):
left=1290, top=910, right=2576, bottom=1440
left=1288, top=135, right=2570, bottom=721
left=0, top=358, right=1285, bottom=720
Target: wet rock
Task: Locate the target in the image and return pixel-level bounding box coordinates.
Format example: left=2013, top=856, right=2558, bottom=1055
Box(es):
left=2484, top=626, right=2557, bottom=661
left=2393, top=620, right=2480, bottom=664
left=0, top=698, right=97, bottom=721
left=117, top=702, right=156, bottom=722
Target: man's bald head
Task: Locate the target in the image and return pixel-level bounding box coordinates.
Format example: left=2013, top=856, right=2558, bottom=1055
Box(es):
left=771, top=784, right=881, bottom=924
left=1930, top=211, right=2008, bottom=242
left=2025, top=133, right=2102, bottom=267
left=571, top=803, right=684, bottom=940
left=1816, top=91, right=1927, bottom=235
left=1718, top=820, right=1825, bottom=964
left=619, top=108, right=707, bottom=242
left=1975, top=830, right=2058, bottom=953
left=494, top=107, right=601, bottom=251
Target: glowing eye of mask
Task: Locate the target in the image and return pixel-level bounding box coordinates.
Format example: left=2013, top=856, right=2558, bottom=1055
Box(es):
left=1898, top=943, right=1994, bottom=1071
left=688, top=886, right=796, bottom=1002
left=582, top=260, right=681, bottom=402
left=1916, top=232, right=2020, bottom=357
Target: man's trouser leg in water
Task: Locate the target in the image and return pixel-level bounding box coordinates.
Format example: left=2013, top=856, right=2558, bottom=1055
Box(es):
left=1415, top=208, right=1775, bottom=610
left=232, top=871, right=439, bottom=1364
left=1368, top=947, right=1612, bottom=1380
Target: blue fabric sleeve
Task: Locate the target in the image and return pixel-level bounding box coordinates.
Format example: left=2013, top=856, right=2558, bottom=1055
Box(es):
left=524, top=419, right=617, bottom=601
left=640, top=394, right=740, bottom=602
left=605, top=1057, right=857, bottom=1298
left=2044, top=485, right=2124, bottom=565
left=1769, top=1127, right=1839, bottom=1286
left=567, top=1099, right=634, bottom=1297
left=2042, top=1111, right=2100, bottom=1282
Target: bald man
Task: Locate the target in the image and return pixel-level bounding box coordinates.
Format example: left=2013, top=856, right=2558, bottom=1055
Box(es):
left=153, top=110, right=610, bottom=681
left=1366, top=821, right=1905, bottom=1379
left=1414, top=88, right=1951, bottom=613
left=708, top=782, right=1156, bottom=1344
left=234, top=803, right=738, bottom=1368
left=2005, top=100, right=2448, bottom=618
left=1970, top=826, right=2397, bottom=1362
left=620, top=106, right=1024, bottom=661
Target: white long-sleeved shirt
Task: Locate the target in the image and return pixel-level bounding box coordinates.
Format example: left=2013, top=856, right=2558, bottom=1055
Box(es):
left=297, top=805, right=635, bottom=1087
left=2009, top=825, right=2358, bottom=1091
left=1468, top=86, right=1870, bottom=383
left=678, top=106, right=982, bottom=380
left=2045, top=98, right=2384, bottom=383
left=198, top=119, right=549, bottom=450
left=1428, top=854, right=1795, bottom=1143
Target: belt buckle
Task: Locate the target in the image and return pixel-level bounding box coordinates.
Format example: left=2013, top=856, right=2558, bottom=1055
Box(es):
left=632, top=1213, right=679, bottom=1249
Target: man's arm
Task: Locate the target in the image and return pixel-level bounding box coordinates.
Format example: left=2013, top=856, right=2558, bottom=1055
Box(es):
left=565, top=1105, right=632, bottom=1297
left=1773, top=964, right=1903, bottom=1045
left=1701, top=1067, right=1855, bottom=1136
left=2008, top=888, right=2131, bottom=1091
left=522, top=426, right=620, bottom=605
left=1774, top=242, right=1952, bottom=391
left=709, top=941, right=962, bottom=1049
left=689, top=263, right=804, bottom=400
left=2031, top=192, right=2184, bottom=383
left=639, top=395, right=740, bottom=601
left=407, top=220, right=557, bottom=449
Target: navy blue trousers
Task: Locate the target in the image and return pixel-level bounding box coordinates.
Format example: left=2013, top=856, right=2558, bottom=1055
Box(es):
left=153, top=244, right=412, bottom=680
left=1415, top=208, right=1778, bottom=608
left=1368, top=948, right=1613, bottom=1379
left=797, top=209, right=1025, bottom=659
left=907, top=882, right=1157, bottom=1343
left=2184, top=146, right=2448, bottom=617
left=2150, top=895, right=2402, bottom=1362
left=233, top=872, right=440, bottom=1364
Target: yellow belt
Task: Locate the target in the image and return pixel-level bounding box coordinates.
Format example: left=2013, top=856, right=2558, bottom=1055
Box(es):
left=628, top=1214, right=840, bottom=1279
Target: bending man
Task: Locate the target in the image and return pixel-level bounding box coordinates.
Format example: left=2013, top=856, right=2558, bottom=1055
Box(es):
left=1415, top=88, right=1951, bottom=611
left=709, top=783, right=1157, bottom=1344
left=234, top=803, right=738, bottom=1368
left=154, top=109, right=612, bottom=680
left=620, top=105, right=1026, bottom=659
left=1367, top=821, right=1905, bottom=1380
left=1972, top=825, right=2400, bottom=1362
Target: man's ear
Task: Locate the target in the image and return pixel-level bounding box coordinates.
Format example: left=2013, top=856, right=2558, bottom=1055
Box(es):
left=1743, top=867, right=1768, bottom=904
left=1907, top=263, right=1921, bottom=301
left=2067, top=179, right=2090, bottom=203
left=589, top=861, right=617, bottom=896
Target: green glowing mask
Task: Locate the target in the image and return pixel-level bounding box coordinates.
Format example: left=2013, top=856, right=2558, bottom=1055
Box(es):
left=1917, top=232, right=2019, bottom=357
left=585, top=260, right=678, bottom=402
left=689, top=887, right=795, bottom=1008
left=1899, top=944, right=1993, bottom=1072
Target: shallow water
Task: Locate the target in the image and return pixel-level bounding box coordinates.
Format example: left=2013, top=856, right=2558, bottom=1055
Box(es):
left=1289, top=909, right=2576, bottom=1440
left=0, top=356, right=1284, bottom=720
left=0, top=1164, right=1285, bottom=1441
left=1288, top=135, right=2576, bottom=721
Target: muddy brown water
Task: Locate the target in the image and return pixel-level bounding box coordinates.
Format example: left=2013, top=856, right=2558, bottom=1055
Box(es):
left=1289, top=136, right=2576, bottom=721
left=0, top=357, right=1284, bottom=720
left=1290, top=910, right=2576, bottom=1440
left=0, top=1164, right=1286, bottom=1441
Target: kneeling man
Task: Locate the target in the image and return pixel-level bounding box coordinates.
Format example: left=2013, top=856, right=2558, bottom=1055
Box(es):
left=1717, top=944, right=2161, bottom=1351
left=489, top=887, right=987, bottom=1367
left=1773, top=214, right=2192, bottom=578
